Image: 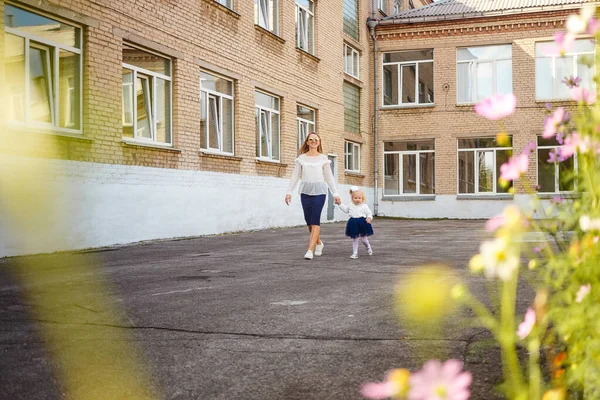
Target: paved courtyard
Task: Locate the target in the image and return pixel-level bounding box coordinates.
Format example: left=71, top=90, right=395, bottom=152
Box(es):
left=0, top=219, right=535, bottom=399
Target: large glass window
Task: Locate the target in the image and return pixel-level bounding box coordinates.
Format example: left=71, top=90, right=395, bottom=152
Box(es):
left=458, top=137, right=512, bottom=194
left=537, top=137, right=576, bottom=193
left=297, top=104, right=315, bottom=148
left=345, top=141, right=360, bottom=172
left=384, top=141, right=435, bottom=195
left=255, top=0, right=279, bottom=35
left=296, top=0, right=314, bottom=54
left=215, top=0, right=233, bottom=9
left=200, top=71, right=234, bottom=154
left=535, top=39, right=595, bottom=100
left=122, top=44, right=172, bottom=145
left=457, top=45, right=512, bottom=104
left=343, top=82, right=360, bottom=134
left=344, top=43, right=360, bottom=79
left=343, top=0, right=359, bottom=40
left=383, top=50, right=434, bottom=106
left=255, top=91, right=280, bottom=161
left=4, top=4, right=82, bottom=131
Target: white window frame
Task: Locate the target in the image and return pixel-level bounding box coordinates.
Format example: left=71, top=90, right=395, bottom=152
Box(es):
left=457, top=138, right=513, bottom=195
left=536, top=138, right=577, bottom=194
left=255, top=91, right=280, bottom=162
left=215, top=0, right=233, bottom=9
left=382, top=50, right=434, bottom=107
left=4, top=5, right=83, bottom=133
left=345, top=141, right=361, bottom=172
left=344, top=43, right=360, bottom=79
left=296, top=0, right=314, bottom=54
left=393, top=0, right=399, bottom=13
left=297, top=104, right=316, bottom=149
left=378, top=0, right=386, bottom=13
left=122, top=45, right=173, bottom=146
left=384, top=144, right=435, bottom=196
left=255, top=0, right=279, bottom=35
left=535, top=39, right=595, bottom=101
left=456, top=45, right=512, bottom=105
left=200, top=71, right=234, bottom=155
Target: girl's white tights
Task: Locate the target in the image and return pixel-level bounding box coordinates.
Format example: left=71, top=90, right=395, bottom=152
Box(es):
left=352, top=237, right=371, bottom=254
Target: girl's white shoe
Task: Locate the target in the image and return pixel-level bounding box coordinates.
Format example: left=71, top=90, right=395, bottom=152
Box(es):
left=304, top=250, right=314, bottom=260
left=350, top=253, right=358, bottom=259
left=367, top=247, right=373, bottom=256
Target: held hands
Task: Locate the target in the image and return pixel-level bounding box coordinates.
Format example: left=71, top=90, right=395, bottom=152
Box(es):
left=334, top=196, right=341, bottom=205
left=285, top=194, right=292, bottom=205
left=366, top=217, right=372, bottom=223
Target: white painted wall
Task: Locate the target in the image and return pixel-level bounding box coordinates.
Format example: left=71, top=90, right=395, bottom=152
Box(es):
left=0, top=157, right=371, bottom=257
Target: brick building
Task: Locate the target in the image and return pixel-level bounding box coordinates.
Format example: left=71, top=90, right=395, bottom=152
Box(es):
left=0, top=0, right=594, bottom=256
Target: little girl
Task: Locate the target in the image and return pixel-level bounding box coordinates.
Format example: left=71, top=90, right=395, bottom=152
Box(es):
left=338, top=186, right=374, bottom=259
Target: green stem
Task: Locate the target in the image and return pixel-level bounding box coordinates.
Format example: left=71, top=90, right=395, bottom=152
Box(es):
left=461, top=292, right=499, bottom=334
left=528, top=337, right=541, bottom=400
left=500, top=275, right=525, bottom=396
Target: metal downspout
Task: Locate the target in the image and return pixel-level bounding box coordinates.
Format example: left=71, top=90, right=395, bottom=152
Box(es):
left=368, top=3, right=379, bottom=215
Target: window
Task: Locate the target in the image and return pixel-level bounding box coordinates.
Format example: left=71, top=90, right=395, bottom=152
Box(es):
left=378, top=0, right=386, bottom=13
left=537, top=136, right=576, bottom=193
left=200, top=71, right=234, bottom=154
left=122, top=44, right=172, bottom=145
left=536, top=39, right=595, bottom=100
left=345, top=141, right=360, bottom=172
left=458, top=137, right=512, bottom=194
left=296, top=0, right=314, bottom=54
left=383, top=50, right=433, bottom=106
left=343, top=82, right=360, bottom=134
left=297, top=104, right=315, bottom=148
left=255, top=91, right=280, bottom=161
left=4, top=4, right=82, bottom=131
left=384, top=141, right=435, bottom=195
left=343, top=0, right=359, bottom=40
left=255, top=0, right=279, bottom=35
left=393, top=0, right=400, bottom=13
left=344, top=44, right=360, bottom=79
left=457, top=45, right=512, bottom=104
left=215, top=0, right=233, bottom=9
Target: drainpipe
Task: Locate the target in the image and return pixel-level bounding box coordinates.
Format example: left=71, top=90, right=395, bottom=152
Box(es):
left=367, top=2, right=379, bottom=215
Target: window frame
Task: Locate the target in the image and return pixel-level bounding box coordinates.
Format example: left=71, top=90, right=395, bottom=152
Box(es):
left=255, top=90, right=280, bottom=162
left=215, top=0, right=234, bottom=9
left=535, top=39, right=595, bottom=101
left=296, top=0, right=314, bottom=54
left=382, top=50, right=434, bottom=107
left=378, top=0, right=386, bottom=13
left=122, top=44, right=173, bottom=146
left=536, top=137, right=578, bottom=193
left=297, top=104, right=316, bottom=149
left=345, top=141, right=361, bottom=173
left=456, top=44, right=512, bottom=105
left=344, top=43, right=360, bottom=79
left=4, top=4, right=83, bottom=133
left=383, top=142, right=435, bottom=196
left=343, top=82, right=360, bottom=134
left=200, top=70, right=235, bottom=155
left=457, top=138, right=513, bottom=195
left=255, top=0, right=279, bottom=35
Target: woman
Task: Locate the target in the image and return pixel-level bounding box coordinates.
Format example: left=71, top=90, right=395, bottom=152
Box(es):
left=285, top=132, right=341, bottom=260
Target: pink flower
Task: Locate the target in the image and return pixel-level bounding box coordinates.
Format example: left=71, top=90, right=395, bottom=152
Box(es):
left=543, top=32, right=575, bottom=56
left=474, top=93, right=517, bottom=120
left=587, top=17, right=600, bottom=35
left=562, top=76, right=581, bottom=88
left=500, top=154, right=529, bottom=181
left=522, top=141, right=536, bottom=155
left=548, top=150, right=559, bottom=163
left=551, top=196, right=564, bottom=204
left=576, top=284, right=591, bottom=303
left=517, top=308, right=536, bottom=340
left=571, top=87, right=596, bottom=104
left=408, top=360, right=471, bottom=400
left=485, top=215, right=505, bottom=232
left=543, top=108, right=566, bottom=139
left=362, top=369, right=410, bottom=399
left=559, top=132, right=581, bottom=160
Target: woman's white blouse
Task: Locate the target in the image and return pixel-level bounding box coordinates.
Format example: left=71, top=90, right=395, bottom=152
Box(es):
left=286, top=154, right=339, bottom=196
left=338, top=203, right=373, bottom=219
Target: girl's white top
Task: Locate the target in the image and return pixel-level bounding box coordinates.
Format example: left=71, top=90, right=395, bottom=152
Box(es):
left=286, top=153, right=339, bottom=196
left=338, top=203, right=373, bottom=219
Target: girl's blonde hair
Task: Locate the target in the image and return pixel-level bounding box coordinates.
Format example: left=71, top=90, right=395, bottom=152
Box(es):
left=350, top=188, right=366, bottom=203
left=299, top=132, right=323, bottom=155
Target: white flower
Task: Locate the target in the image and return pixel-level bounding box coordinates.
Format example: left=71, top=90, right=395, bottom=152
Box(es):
left=479, top=237, right=520, bottom=281
left=567, top=5, right=596, bottom=34
left=579, top=215, right=600, bottom=231
left=576, top=284, right=591, bottom=303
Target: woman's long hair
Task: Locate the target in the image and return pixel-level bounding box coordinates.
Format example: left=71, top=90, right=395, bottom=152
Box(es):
left=299, top=132, right=323, bottom=155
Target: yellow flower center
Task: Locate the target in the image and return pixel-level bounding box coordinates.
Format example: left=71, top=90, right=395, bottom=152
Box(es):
left=435, top=385, right=448, bottom=398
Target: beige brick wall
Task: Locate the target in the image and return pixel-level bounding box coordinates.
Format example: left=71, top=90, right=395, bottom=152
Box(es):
left=1, top=0, right=375, bottom=188
left=372, top=9, right=591, bottom=195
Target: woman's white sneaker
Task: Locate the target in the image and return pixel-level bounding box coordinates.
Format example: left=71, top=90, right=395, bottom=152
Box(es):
left=304, top=250, right=314, bottom=260
left=350, top=253, right=358, bottom=259
left=314, top=241, right=324, bottom=256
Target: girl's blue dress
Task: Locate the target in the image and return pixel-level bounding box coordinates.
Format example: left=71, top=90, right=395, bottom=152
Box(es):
left=345, top=217, right=374, bottom=238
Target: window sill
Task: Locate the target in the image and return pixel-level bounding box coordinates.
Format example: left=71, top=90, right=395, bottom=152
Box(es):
left=254, top=25, right=285, bottom=43
left=200, top=150, right=243, bottom=161
left=456, top=194, right=513, bottom=200
left=202, top=0, right=240, bottom=17
left=537, top=192, right=579, bottom=199
left=381, top=103, right=435, bottom=110
left=343, top=74, right=363, bottom=88
left=296, top=47, right=320, bottom=62
left=256, top=158, right=287, bottom=167
left=344, top=133, right=364, bottom=144
left=4, top=123, right=93, bottom=141
left=345, top=171, right=364, bottom=177
left=382, top=195, right=436, bottom=202
left=122, top=138, right=181, bottom=152
left=535, top=99, right=574, bottom=104
left=343, top=35, right=362, bottom=51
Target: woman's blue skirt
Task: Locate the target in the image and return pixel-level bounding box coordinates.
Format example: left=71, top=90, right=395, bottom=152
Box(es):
left=345, top=217, right=374, bottom=238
